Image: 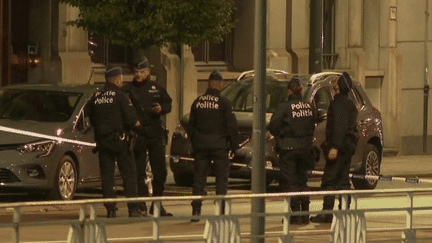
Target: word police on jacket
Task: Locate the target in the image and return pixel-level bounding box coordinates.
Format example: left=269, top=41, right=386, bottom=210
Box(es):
left=196, top=94, right=220, bottom=109
left=292, top=102, right=313, bottom=118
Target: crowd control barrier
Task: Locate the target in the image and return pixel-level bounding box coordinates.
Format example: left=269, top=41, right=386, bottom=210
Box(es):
left=0, top=188, right=431, bottom=243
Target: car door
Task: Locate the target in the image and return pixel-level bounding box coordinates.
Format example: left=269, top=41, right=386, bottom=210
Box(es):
left=309, top=84, right=334, bottom=170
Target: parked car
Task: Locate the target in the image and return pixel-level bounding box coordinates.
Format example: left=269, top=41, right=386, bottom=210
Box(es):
left=0, top=83, right=122, bottom=200
left=169, top=71, right=384, bottom=189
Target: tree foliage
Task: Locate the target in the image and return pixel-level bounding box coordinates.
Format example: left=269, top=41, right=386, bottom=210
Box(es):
left=60, top=0, right=236, bottom=48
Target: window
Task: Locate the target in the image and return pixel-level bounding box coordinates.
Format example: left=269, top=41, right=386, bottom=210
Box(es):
left=192, top=37, right=232, bottom=67
left=88, top=33, right=131, bottom=64
left=313, top=87, right=332, bottom=113
left=349, top=86, right=365, bottom=110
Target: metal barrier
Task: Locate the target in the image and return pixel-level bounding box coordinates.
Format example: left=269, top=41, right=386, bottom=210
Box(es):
left=1, top=188, right=432, bottom=243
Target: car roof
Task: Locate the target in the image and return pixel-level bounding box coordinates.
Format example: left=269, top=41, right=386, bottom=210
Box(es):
left=236, top=70, right=344, bottom=86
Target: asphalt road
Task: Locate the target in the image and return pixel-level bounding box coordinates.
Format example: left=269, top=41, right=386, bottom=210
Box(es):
left=0, top=155, right=431, bottom=242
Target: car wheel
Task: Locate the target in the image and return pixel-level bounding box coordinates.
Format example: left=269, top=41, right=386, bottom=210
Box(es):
left=352, top=144, right=380, bottom=189
left=48, top=155, right=77, bottom=200
left=174, top=172, right=194, bottom=187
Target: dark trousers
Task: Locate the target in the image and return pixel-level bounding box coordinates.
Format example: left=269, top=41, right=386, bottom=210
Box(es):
left=279, top=149, right=312, bottom=208
left=192, top=148, right=229, bottom=209
left=321, top=149, right=354, bottom=210
left=98, top=146, right=138, bottom=213
left=134, top=136, right=167, bottom=197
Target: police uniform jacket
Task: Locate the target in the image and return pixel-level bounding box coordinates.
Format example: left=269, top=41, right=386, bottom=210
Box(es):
left=87, top=82, right=139, bottom=145
left=122, top=79, right=172, bottom=138
left=268, top=93, right=317, bottom=150
left=188, top=88, right=239, bottom=151
left=325, top=93, right=358, bottom=153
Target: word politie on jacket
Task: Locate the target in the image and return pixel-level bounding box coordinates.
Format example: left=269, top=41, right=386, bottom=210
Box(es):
left=196, top=94, right=220, bottom=109
left=292, top=102, right=313, bottom=118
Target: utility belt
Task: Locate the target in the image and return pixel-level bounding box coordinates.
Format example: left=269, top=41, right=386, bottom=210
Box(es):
left=96, top=131, right=137, bottom=153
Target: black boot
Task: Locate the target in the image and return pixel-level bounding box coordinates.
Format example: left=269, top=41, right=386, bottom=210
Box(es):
left=301, top=198, right=310, bottom=225
left=310, top=213, right=333, bottom=223
left=149, top=202, right=173, bottom=216
left=289, top=206, right=302, bottom=225
left=107, top=207, right=118, bottom=218
left=191, top=200, right=202, bottom=222
left=139, top=202, right=148, bottom=216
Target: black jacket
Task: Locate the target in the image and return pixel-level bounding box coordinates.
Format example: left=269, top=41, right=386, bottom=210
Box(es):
left=325, top=93, right=358, bottom=152
left=87, top=82, right=139, bottom=142
left=268, top=93, right=317, bottom=150
left=188, top=88, right=239, bottom=150
left=122, top=79, right=172, bottom=127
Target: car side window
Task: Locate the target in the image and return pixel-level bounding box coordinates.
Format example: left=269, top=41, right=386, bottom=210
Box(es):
left=74, top=102, right=92, bottom=131
left=349, top=85, right=365, bottom=110
left=313, top=87, right=332, bottom=113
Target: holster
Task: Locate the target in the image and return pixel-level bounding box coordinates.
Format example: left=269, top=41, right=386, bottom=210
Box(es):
left=127, top=131, right=138, bottom=152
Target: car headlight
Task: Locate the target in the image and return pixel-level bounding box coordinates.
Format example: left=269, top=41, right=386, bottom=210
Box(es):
left=18, top=140, right=56, bottom=157
left=174, top=124, right=188, bottom=139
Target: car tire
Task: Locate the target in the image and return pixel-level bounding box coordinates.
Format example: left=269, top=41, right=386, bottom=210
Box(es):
left=47, top=155, right=77, bottom=200
left=173, top=172, right=194, bottom=187
left=352, top=144, right=381, bottom=190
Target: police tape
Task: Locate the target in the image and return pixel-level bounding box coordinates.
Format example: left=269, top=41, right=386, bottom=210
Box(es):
left=0, top=125, right=97, bottom=147
left=308, top=170, right=432, bottom=185
left=170, top=155, right=432, bottom=186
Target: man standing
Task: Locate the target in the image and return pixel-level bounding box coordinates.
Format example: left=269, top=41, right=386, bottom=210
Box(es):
left=268, top=76, right=317, bottom=225
left=87, top=64, right=142, bottom=218
left=310, top=72, right=358, bottom=223
left=188, top=70, right=239, bottom=222
left=122, top=56, right=173, bottom=216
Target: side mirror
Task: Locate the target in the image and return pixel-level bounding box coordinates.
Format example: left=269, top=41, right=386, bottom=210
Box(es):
left=317, top=109, right=327, bottom=122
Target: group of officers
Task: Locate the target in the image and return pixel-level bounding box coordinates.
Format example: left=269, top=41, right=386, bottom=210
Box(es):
left=87, top=55, right=358, bottom=224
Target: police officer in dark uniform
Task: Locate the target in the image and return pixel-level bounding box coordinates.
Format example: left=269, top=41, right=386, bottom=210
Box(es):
left=268, top=76, right=317, bottom=225
left=310, top=72, right=358, bottom=223
left=87, top=64, right=142, bottom=218
left=122, top=56, right=173, bottom=216
left=188, top=70, right=239, bottom=222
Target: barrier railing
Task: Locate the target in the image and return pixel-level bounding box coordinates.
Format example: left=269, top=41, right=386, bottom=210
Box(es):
left=0, top=188, right=432, bottom=243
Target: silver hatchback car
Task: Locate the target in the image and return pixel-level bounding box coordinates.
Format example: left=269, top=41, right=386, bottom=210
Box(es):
left=0, top=83, right=121, bottom=200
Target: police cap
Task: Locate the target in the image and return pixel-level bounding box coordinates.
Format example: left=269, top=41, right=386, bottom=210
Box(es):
left=209, top=70, right=223, bottom=81
left=131, top=56, right=150, bottom=70
left=105, top=64, right=123, bottom=79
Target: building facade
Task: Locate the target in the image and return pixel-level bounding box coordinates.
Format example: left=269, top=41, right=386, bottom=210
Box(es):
left=0, top=0, right=430, bottom=155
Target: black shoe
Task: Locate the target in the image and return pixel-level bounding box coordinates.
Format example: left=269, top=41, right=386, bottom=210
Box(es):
left=129, top=210, right=144, bottom=218
left=191, top=209, right=201, bottom=222
left=107, top=209, right=117, bottom=218
left=302, top=215, right=310, bottom=225
left=149, top=203, right=173, bottom=217
left=290, top=216, right=303, bottom=225
left=139, top=203, right=148, bottom=216
left=310, top=214, right=333, bottom=223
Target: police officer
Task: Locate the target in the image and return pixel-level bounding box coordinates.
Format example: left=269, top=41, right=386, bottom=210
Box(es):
left=87, top=64, right=142, bottom=218
left=188, top=70, right=239, bottom=222
left=268, top=76, right=317, bottom=225
left=310, top=72, right=358, bottom=223
left=122, top=56, right=173, bottom=216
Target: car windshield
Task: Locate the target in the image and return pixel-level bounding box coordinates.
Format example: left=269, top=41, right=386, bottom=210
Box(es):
left=221, top=76, right=310, bottom=113
left=0, top=89, right=82, bottom=122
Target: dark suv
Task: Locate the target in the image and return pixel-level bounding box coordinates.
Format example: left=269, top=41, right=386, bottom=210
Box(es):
left=169, top=71, right=384, bottom=189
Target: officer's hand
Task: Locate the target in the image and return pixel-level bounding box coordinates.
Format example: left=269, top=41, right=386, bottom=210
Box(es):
left=328, top=148, right=338, bottom=160
left=151, top=103, right=162, bottom=114
left=134, top=120, right=141, bottom=128
left=228, top=150, right=235, bottom=159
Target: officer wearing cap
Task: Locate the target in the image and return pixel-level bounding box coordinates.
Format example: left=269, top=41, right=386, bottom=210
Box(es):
left=188, top=70, right=239, bottom=222
left=122, top=56, right=173, bottom=216
left=310, top=72, right=358, bottom=223
left=268, top=76, right=318, bottom=225
left=87, top=64, right=142, bottom=218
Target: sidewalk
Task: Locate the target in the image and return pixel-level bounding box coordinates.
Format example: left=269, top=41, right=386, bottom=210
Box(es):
left=380, top=155, right=432, bottom=177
